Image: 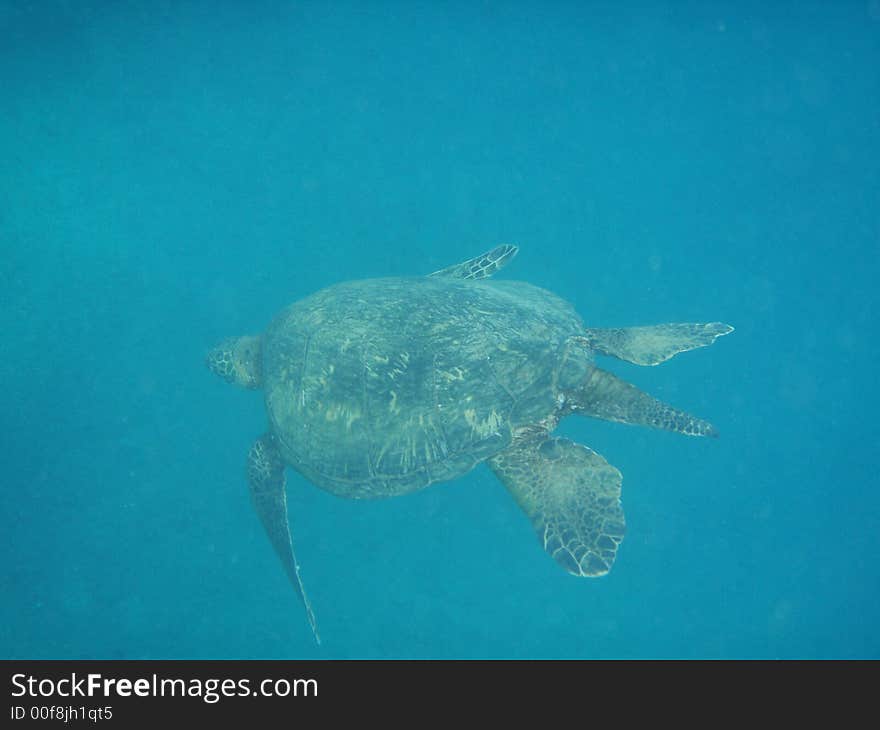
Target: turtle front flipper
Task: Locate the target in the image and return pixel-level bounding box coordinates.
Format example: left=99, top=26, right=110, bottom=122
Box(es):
left=489, top=435, right=625, bottom=577
left=428, top=244, right=518, bottom=280
left=247, top=434, right=320, bottom=644
left=583, top=322, right=733, bottom=366
left=571, top=367, right=718, bottom=437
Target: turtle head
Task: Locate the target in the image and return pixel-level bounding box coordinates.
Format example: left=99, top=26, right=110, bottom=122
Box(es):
left=206, top=335, right=263, bottom=390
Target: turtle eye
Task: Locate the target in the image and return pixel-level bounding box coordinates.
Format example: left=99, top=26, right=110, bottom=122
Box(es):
left=233, top=336, right=263, bottom=389
left=244, top=346, right=259, bottom=368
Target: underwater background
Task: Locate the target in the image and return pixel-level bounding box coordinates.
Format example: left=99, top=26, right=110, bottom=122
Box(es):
left=2, top=0, right=878, bottom=659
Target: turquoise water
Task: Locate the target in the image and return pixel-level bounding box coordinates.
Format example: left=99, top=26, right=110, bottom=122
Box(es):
left=2, top=1, right=878, bottom=659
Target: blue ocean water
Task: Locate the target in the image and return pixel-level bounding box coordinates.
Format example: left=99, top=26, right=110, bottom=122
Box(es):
left=2, top=0, right=878, bottom=659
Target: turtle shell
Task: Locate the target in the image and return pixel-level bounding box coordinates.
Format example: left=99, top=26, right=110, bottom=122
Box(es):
left=262, top=276, right=593, bottom=497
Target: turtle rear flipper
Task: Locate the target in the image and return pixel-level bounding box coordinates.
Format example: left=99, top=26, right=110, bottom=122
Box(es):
left=571, top=367, right=718, bottom=437
left=584, top=322, right=733, bottom=366
left=428, top=244, right=518, bottom=280
left=248, top=434, right=320, bottom=644
left=489, top=436, right=625, bottom=577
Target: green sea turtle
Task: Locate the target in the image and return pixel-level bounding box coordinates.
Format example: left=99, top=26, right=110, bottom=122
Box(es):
left=207, top=245, right=732, bottom=642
